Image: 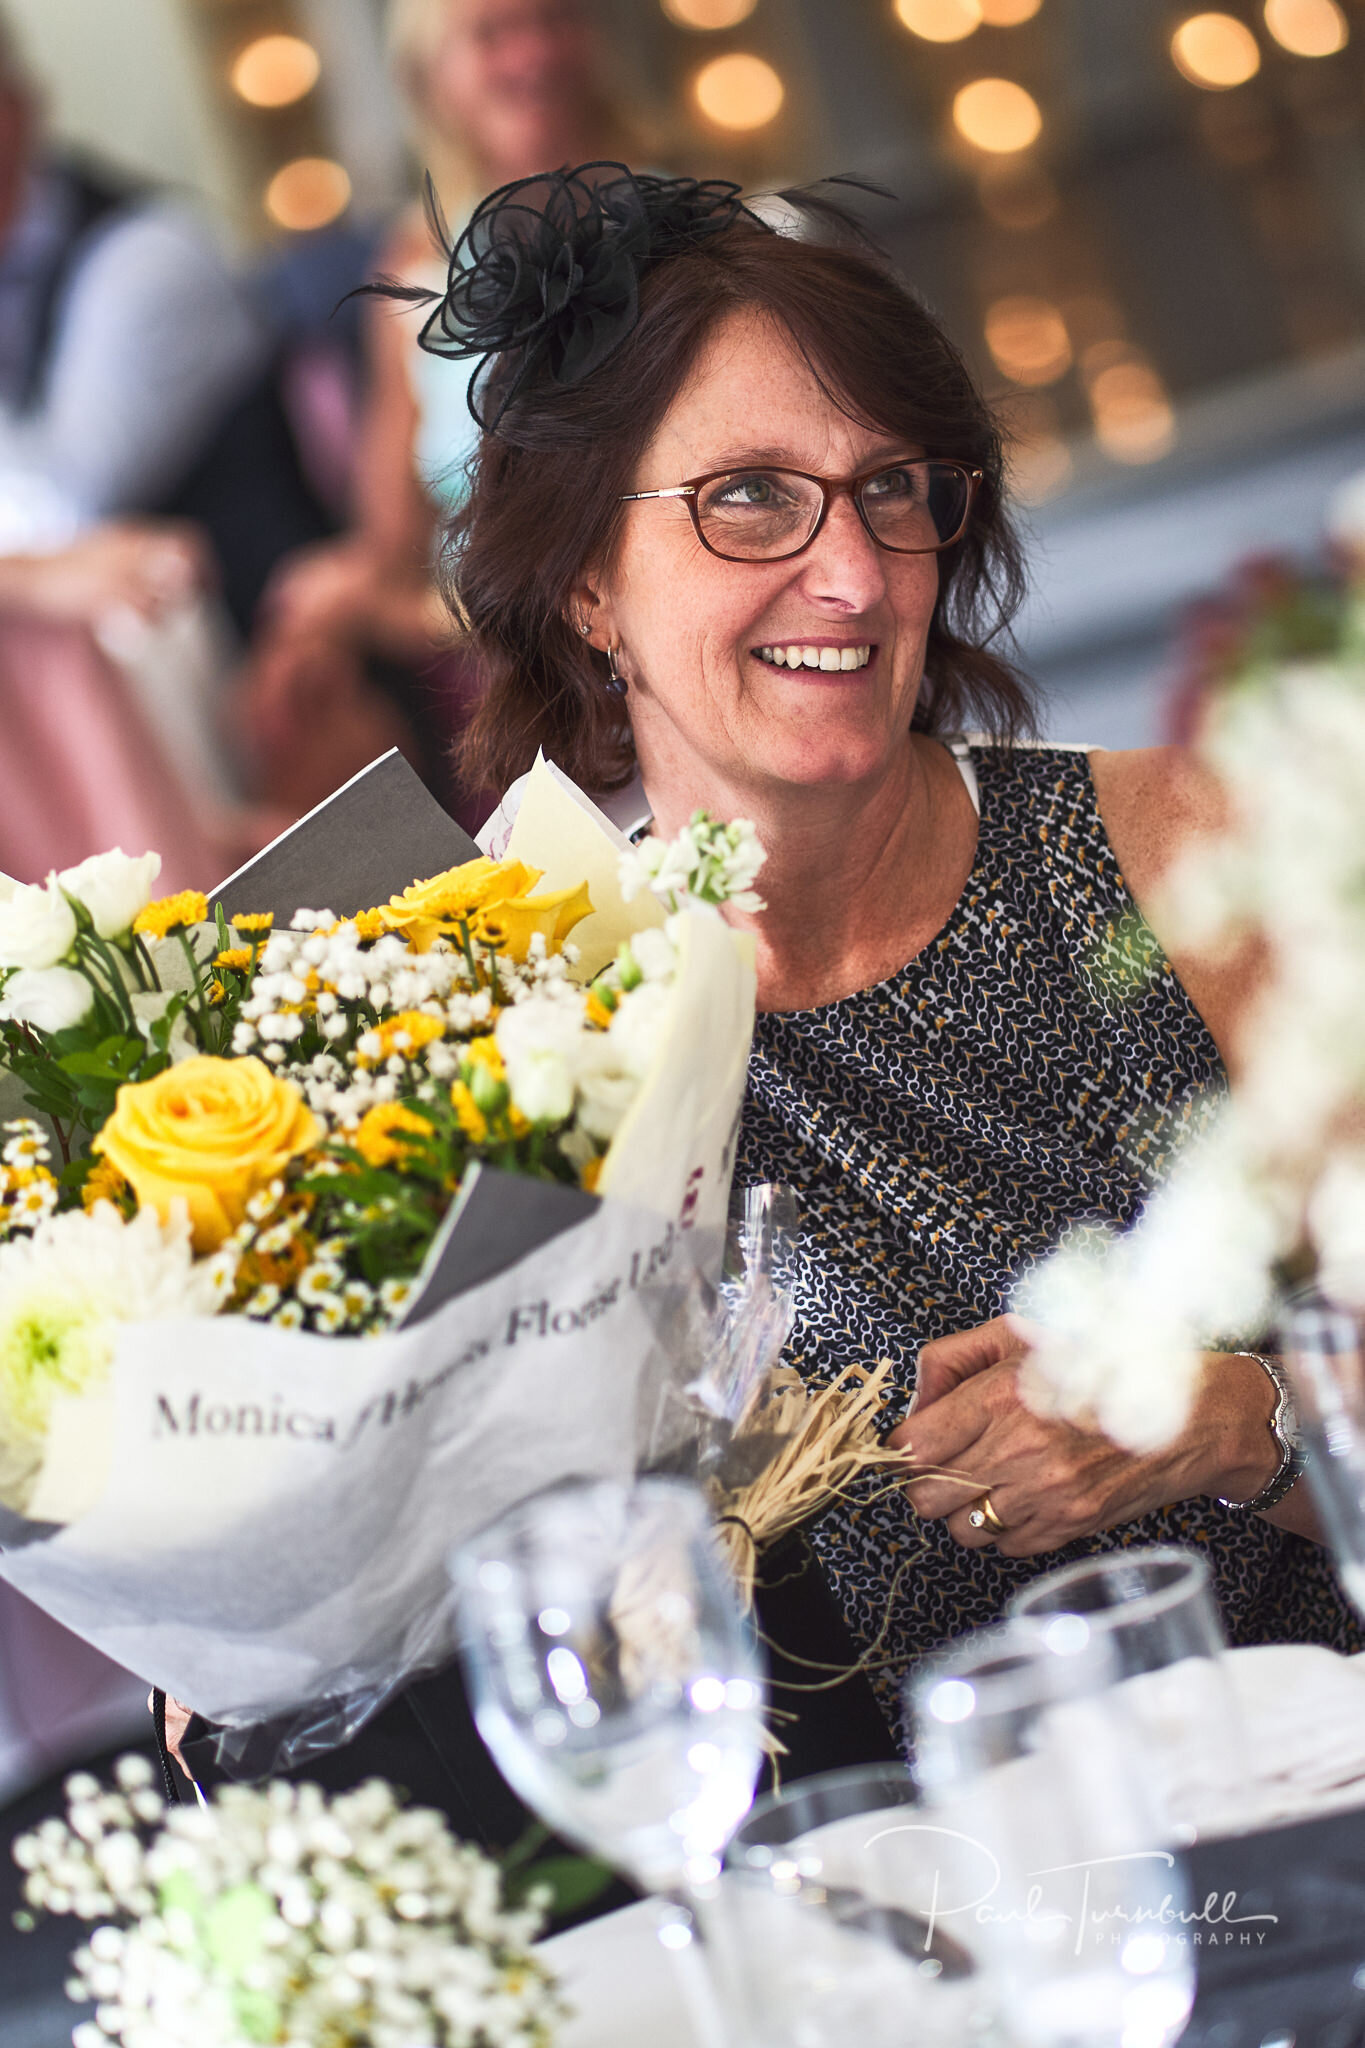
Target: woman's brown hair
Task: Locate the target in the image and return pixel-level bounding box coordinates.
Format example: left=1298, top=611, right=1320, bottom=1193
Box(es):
left=445, top=211, right=1033, bottom=796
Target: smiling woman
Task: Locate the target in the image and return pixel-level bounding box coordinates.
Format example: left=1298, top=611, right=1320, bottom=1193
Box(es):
left=388, top=166, right=1358, bottom=1761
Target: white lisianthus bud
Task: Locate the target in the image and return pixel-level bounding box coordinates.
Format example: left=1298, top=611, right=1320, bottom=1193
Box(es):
left=57, top=850, right=161, bottom=940
left=506, top=1048, right=575, bottom=1125
left=0, top=879, right=77, bottom=969
left=0, top=964, right=95, bottom=1030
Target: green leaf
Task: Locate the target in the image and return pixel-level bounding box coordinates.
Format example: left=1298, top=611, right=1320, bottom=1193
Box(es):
left=509, top=1854, right=615, bottom=1915
left=233, top=1986, right=283, bottom=2045
left=157, top=1867, right=206, bottom=1929
left=202, top=1883, right=275, bottom=1975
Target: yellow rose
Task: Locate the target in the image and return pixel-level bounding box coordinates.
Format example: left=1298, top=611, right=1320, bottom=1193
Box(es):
left=93, top=1056, right=321, bottom=1252
left=468, top=879, right=593, bottom=962
left=379, top=857, right=545, bottom=951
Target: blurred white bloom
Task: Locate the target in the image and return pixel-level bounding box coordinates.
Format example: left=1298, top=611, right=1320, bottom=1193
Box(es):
left=620, top=811, right=767, bottom=914
left=0, top=878, right=76, bottom=970
left=0, top=965, right=95, bottom=1031
left=1309, top=1149, right=1365, bottom=1311
left=57, top=851, right=161, bottom=940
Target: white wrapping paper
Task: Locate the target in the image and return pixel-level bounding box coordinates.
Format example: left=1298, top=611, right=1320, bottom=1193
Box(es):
left=0, top=753, right=757, bottom=1765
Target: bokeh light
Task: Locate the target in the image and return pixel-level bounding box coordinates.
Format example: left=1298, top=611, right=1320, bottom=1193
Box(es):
left=984, top=295, right=1072, bottom=384
left=661, top=0, right=757, bottom=27
left=953, top=77, right=1043, bottom=151
left=894, top=0, right=982, bottom=43
left=977, top=158, right=1057, bottom=227
left=265, top=157, right=352, bottom=232
left=1263, top=0, right=1348, bottom=57
left=1008, top=393, right=1072, bottom=502
left=1170, top=13, right=1262, bottom=89
left=231, top=34, right=320, bottom=109
left=693, top=52, right=785, bottom=129
left=1085, top=348, right=1176, bottom=463
left=980, top=0, right=1043, bottom=20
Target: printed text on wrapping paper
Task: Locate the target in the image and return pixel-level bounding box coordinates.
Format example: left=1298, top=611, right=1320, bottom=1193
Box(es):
left=151, top=1222, right=678, bottom=1452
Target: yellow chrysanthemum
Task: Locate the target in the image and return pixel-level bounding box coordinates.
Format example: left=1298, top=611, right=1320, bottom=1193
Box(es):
left=585, top=989, right=616, bottom=1031
left=464, top=1035, right=504, bottom=1080
left=133, top=890, right=209, bottom=939
left=230, top=913, right=273, bottom=933
left=213, top=947, right=253, bottom=972
left=357, top=1011, right=446, bottom=1068
left=580, top=1157, right=603, bottom=1194
left=354, top=1102, right=434, bottom=1169
left=81, top=1157, right=128, bottom=1213
left=350, top=908, right=388, bottom=941
left=451, top=1080, right=488, bottom=1146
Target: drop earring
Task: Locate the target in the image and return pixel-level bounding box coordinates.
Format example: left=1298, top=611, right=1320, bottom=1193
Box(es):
left=605, top=642, right=628, bottom=698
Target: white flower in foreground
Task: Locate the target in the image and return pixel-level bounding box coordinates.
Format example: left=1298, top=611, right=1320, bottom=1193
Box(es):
left=14, top=1768, right=563, bottom=2048
left=57, top=850, right=161, bottom=940
left=0, top=878, right=76, bottom=970
left=620, top=811, right=767, bottom=914
left=0, top=1204, right=223, bottom=1453
left=0, top=965, right=94, bottom=1031
left=1308, top=1148, right=1365, bottom=1311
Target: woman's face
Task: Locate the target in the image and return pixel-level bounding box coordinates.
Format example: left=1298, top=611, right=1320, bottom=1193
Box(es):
left=587, top=308, right=943, bottom=803
left=426, top=0, right=597, bottom=180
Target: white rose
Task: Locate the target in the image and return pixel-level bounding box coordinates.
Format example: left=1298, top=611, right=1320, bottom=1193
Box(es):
left=575, top=1065, right=638, bottom=1143
left=0, top=880, right=77, bottom=970
left=0, top=965, right=95, bottom=1031
left=58, top=849, right=161, bottom=939
left=506, top=1047, right=575, bottom=1125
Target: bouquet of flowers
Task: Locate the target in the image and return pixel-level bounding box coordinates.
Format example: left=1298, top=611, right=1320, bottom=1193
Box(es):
left=12, top=1754, right=564, bottom=2048
left=0, top=751, right=761, bottom=1770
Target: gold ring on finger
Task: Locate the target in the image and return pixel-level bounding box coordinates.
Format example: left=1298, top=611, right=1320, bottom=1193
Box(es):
left=967, top=1492, right=1007, bottom=1535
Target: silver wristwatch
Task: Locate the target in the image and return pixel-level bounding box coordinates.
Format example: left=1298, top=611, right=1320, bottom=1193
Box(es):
left=1217, top=1352, right=1306, bottom=1512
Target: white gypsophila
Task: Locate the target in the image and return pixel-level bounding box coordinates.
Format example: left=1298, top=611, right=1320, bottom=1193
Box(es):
left=57, top=851, right=161, bottom=941
left=1307, top=1147, right=1365, bottom=1311
left=13, top=1764, right=563, bottom=2048
left=619, top=811, right=767, bottom=915
left=0, top=877, right=77, bottom=971
left=1019, top=641, right=1365, bottom=1451
left=0, top=965, right=95, bottom=1032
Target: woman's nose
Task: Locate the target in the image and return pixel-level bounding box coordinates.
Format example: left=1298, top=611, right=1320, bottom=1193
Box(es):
left=796, top=488, right=890, bottom=614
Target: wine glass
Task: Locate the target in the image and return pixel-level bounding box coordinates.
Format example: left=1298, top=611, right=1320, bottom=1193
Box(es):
left=1280, top=1286, right=1365, bottom=1618
left=1008, top=1546, right=1248, bottom=1841
left=451, top=1476, right=766, bottom=2040
left=723, top=1761, right=994, bottom=2048
left=907, top=1619, right=1196, bottom=2048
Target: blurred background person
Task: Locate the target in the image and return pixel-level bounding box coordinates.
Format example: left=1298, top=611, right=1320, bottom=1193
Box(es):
left=243, top=0, right=645, bottom=825
left=0, top=7, right=268, bottom=886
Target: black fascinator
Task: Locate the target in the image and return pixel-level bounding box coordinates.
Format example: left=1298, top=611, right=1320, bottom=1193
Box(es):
left=365, top=163, right=767, bottom=431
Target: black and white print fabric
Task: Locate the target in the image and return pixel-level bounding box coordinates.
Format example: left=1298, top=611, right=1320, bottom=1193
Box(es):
left=737, top=742, right=1359, bottom=1745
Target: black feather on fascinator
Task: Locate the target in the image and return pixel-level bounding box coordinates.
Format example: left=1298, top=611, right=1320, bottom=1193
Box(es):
left=361, top=162, right=768, bottom=430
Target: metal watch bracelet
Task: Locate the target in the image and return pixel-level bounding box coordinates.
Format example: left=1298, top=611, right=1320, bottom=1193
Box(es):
left=1216, top=1351, right=1306, bottom=1513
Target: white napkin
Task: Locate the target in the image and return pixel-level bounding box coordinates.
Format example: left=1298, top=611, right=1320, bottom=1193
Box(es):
left=1222, top=1643, right=1365, bottom=1826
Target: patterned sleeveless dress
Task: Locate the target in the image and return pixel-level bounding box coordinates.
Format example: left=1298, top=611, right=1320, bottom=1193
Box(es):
left=735, top=742, right=1361, bottom=1745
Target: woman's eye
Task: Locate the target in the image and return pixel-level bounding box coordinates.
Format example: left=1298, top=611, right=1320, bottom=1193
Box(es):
left=864, top=467, right=917, bottom=500
left=715, top=473, right=783, bottom=508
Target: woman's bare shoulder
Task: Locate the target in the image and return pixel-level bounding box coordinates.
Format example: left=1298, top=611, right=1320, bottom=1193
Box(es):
left=1087, top=744, right=1251, bottom=1066
left=1086, top=743, right=1227, bottom=899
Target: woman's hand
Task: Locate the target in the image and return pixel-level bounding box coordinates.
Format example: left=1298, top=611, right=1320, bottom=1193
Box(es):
left=0, top=521, right=209, bottom=630
left=886, top=1316, right=1283, bottom=1557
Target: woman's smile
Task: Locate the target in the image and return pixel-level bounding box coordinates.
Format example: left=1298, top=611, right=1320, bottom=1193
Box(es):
left=752, top=640, right=875, bottom=676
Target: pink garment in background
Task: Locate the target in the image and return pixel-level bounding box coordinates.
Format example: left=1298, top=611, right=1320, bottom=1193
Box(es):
left=0, top=617, right=221, bottom=889
left=0, top=1580, right=147, bottom=1801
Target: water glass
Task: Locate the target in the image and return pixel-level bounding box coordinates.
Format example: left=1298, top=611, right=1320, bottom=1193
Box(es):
left=1008, top=1545, right=1246, bottom=1840
left=908, top=1619, right=1196, bottom=2048
left=723, top=1761, right=993, bottom=2048
left=451, top=1475, right=765, bottom=1894
left=1280, top=1288, right=1365, bottom=1620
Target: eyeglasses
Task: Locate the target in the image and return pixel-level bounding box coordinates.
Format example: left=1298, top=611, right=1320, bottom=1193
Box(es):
left=619, top=457, right=982, bottom=564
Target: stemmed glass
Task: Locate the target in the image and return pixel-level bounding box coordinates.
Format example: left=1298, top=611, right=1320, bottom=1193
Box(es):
left=1280, top=1287, right=1365, bottom=1618
left=451, top=1475, right=766, bottom=2043
left=1008, top=1545, right=1248, bottom=1841
left=907, top=1618, right=1196, bottom=2048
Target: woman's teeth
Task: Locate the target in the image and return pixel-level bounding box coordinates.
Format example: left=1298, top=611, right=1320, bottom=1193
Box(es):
left=755, top=644, right=872, bottom=671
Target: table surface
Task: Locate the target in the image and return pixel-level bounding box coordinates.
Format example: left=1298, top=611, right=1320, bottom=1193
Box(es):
left=543, top=1899, right=696, bottom=2048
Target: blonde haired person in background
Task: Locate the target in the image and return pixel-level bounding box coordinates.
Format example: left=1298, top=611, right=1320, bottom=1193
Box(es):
left=245, top=0, right=645, bottom=822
